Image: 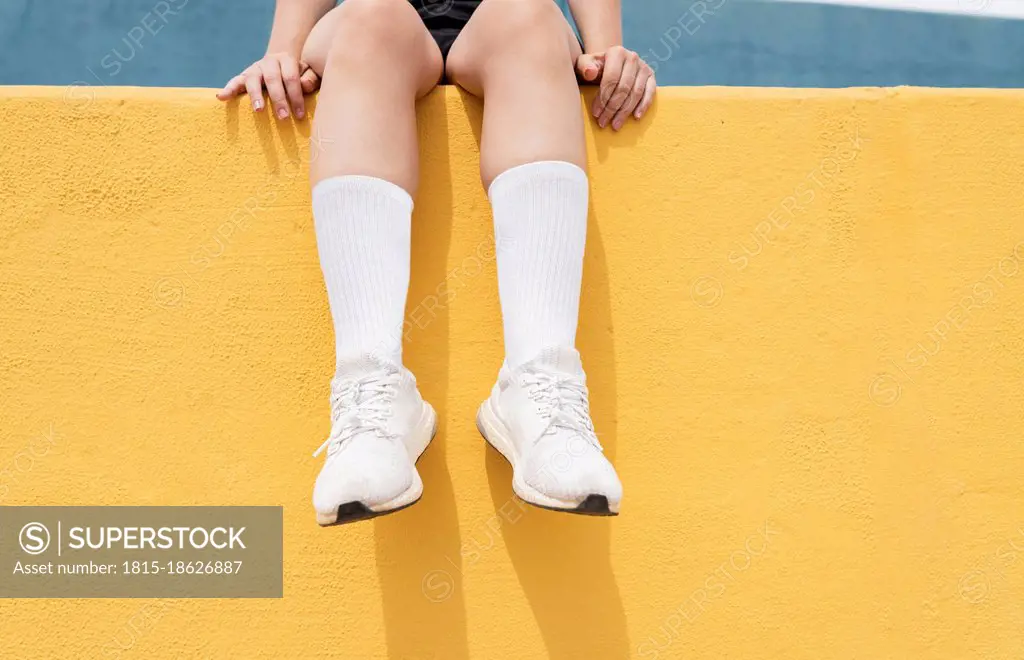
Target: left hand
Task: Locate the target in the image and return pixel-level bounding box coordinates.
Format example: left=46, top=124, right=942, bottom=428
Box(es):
left=575, top=46, right=656, bottom=131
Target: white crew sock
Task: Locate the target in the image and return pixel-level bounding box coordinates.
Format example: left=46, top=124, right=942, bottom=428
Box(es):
left=312, top=175, right=411, bottom=369
left=488, top=161, right=589, bottom=371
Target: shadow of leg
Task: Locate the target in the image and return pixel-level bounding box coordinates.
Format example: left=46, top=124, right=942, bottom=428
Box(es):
left=485, top=455, right=631, bottom=659
left=484, top=205, right=631, bottom=659
left=374, top=90, right=470, bottom=660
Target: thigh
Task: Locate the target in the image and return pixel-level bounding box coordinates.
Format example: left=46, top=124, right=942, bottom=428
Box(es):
left=302, top=0, right=445, bottom=97
left=445, top=0, right=581, bottom=96
left=300, top=5, right=344, bottom=78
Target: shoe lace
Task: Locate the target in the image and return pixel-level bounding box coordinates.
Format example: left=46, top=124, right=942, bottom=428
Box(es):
left=521, top=370, right=602, bottom=450
left=312, top=372, right=401, bottom=458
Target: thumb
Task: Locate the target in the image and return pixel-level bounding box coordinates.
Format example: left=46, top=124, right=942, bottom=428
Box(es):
left=575, top=53, right=604, bottom=82
left=299, top=64, right=321, bottom=94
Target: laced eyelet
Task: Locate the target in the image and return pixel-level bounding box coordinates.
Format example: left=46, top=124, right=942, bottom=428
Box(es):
left=313, top=373, right=401, bottom=458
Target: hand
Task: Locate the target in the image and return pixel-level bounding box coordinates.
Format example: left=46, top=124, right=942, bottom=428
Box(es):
left=575, top=46, right=656, bottom=131
left=216, top=52, right=320, bottom=120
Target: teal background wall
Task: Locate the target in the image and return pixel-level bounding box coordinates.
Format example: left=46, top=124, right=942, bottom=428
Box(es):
left=1, top=0, right=1023, bottom=87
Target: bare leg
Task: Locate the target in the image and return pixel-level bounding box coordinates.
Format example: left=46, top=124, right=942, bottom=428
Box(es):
left=303, top=0, right=443, bottom=192
left=445, top=0, right=585, bottom=188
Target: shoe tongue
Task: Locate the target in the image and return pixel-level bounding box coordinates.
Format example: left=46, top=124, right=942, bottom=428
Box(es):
left=532, top=347, right=584, bottom=378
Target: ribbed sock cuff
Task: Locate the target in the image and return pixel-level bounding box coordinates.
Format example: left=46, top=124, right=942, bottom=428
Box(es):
left=487, top=161, right=588, bottom=202
left=312, top=175, right=414, bottom=213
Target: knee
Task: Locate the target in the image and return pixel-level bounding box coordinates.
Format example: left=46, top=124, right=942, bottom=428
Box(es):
left=479, top=0, right=568, bottom=55
left=447, top=0, right=569, bottom=82
left=328, top=0, right=423, bottom=62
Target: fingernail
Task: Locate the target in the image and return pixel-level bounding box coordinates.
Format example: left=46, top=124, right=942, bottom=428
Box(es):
left=277, top=108, right=288, bottom=119
left=296, top=109, right=305, bottom=119
left=613, top=120, right=623, bottom=130
left=599, top=119, right=607, bottom=128
left=253, top=99, right=263, bottom=111
left=634, top=110, right=642, bottom=119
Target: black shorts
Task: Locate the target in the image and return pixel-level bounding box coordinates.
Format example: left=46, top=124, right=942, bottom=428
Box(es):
left=412, top=0, right=483, bottom=60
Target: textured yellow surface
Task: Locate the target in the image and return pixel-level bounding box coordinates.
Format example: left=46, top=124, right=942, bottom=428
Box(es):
left=1, top=85, right=1024, bottom=659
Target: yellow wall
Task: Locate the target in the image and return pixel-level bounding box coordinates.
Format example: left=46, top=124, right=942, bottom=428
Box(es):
left=1, top=86, right=1023, bottom=659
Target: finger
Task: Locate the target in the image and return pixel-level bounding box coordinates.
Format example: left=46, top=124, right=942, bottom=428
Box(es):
left=634, top=73, right=657, bottom=119
left=611, top=68, right=649, bottom=130
left=243, top=68, right=265, bottom=112
left=299, top=67, right=321, bottom=94
left=592, top=48, right=626, bottom=120
left=216, top=74, right=246, bottom=100
left=279, top=57, right=306, bottom=119
left=575, top=53, right=604, bottom=83
left=598, top=53, right=639, bottom=129
left=260, top=60, right=290, bottom=119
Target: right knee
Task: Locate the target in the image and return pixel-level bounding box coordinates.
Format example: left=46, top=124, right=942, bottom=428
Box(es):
left=327, top=0, right=424, bottom=65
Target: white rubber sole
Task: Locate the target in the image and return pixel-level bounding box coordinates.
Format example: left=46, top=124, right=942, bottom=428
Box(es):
left=476, top=398, right=619, bottom=515
left=316, top=402, right=438, bottom=526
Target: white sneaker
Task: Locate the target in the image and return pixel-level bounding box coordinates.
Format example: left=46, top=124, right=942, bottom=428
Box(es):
left=476, top=347, right=622, bottom=515
left=312, top=355, right=436, bottom=526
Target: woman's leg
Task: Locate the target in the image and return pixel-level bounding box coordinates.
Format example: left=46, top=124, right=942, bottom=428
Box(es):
left=446, top=0, right=623, bottom=515
left=302, top=0, right=445, bottom=525
left=445, top=0, right=585, bottom=187
left=446, top=0, right=587, bottom=369
left=302, top=0, right=442, bottom=368
left=304, top=0, right=443, bottom=192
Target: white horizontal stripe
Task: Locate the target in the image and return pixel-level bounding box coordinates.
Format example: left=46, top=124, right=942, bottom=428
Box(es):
left=771, top=0, right=1024, bottom=18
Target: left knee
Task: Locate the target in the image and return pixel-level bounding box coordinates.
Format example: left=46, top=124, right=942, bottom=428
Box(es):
left=501, top=0, right=566, bottom=36
left=450, top=0, right=569, bottom=73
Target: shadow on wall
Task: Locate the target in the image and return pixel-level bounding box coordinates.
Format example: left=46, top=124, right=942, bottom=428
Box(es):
left=461, top=89, right=632, bottom=659
left=374, top=95, right=472, bottom=660
left=481, top=215, right=631, bottom=659
left=240, top=87, right=633, bottom=657
left=372, top=89, right=633, bottom=659
left=228, top=89, right=474, bottom=659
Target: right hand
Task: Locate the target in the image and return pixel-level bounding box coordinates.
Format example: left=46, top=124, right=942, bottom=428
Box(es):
left=216, top=52, right=320, bottom=120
